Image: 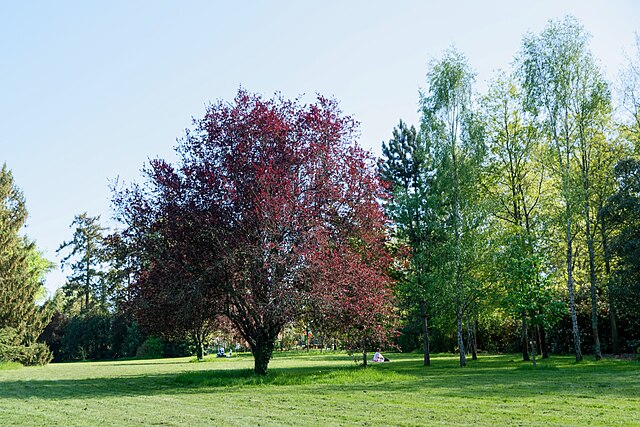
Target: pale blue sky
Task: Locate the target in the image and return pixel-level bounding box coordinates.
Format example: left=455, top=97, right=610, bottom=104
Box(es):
left=1, top=1, right=638, bottom=294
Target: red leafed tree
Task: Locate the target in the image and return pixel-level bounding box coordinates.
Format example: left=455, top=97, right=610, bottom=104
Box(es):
left=309, top=243, right=397, bottom=366
left=112, top=161, right=224, bottom=360
left=114, top=89, right=396, bottom=374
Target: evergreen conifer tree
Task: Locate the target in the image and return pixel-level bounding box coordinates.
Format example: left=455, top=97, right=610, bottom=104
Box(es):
left=0, top=164, right=52, bottom=365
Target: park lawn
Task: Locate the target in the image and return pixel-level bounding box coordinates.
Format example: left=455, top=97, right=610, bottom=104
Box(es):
left=0, top=352, right=638, bottom=426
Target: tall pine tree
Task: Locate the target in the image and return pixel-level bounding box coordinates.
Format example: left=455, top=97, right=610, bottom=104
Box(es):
left=381, top=120, right=439, bottom=366
left=0, top=164, right=52, bottom=365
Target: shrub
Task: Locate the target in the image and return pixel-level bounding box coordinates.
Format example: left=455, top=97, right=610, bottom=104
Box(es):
left=60, top=313, right=112, bottom=361
left=136, top=336, right=164, bottom=359
left=0, top=327, right=52, bottom=366
left=120, top=321, right=145, bottom=358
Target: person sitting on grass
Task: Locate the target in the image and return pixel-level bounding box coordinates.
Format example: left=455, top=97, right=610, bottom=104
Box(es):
left=373, top=349, right=389, bottom=362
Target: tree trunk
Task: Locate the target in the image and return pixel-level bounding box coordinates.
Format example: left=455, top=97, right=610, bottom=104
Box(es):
left=196, top=340, right=204, bottom=361
left=530, top=337, right=537, bottom=367
left=539, top=324, right=549, bottom=359
left=457, top=303, right=466, bottom=367
left=362, top=337, right=367, bottom=367
left=252, top=334, right=276, bottom=375
left=584, top=202, right=602, bottom=360
left=451, top=126, right=465, bottom=369
left=467, top=311, right=477, bottom=360
left=472, top=317, right=478, bottom=361
left=420, top=300, right=430, bottom=366
left=600, top=214, right=619, bottom=355
left=559, top=115, right=581, bottom=362
left=466, top=312, right=473, bottom=356
left=522, top=315, right=530, bottom=362
left=610, top=294, right=619, bottom=355
left=567, top=224, right=582, bottom=362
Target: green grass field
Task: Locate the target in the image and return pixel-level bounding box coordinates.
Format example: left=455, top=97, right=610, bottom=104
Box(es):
left=0, top=352, right=638, bottom=426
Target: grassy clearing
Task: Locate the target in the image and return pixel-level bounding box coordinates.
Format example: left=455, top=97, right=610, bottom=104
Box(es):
left=0, top=352, right=638, bottom=426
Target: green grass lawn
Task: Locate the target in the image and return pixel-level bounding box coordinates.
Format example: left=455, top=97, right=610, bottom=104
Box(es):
left=0, top=352, right=638, bottom=426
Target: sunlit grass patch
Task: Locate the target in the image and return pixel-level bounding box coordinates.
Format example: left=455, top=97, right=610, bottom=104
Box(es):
left=0, top=361, right=21, bottom=371
left=174, top=362, right=413, bottom=388
left=0, top=352, right=638, bottom=426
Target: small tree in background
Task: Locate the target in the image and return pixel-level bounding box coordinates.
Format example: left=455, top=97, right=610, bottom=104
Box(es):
left=57, top=213, right=110, bottom=313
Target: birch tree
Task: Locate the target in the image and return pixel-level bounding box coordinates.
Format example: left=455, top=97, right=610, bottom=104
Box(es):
left=420, top=48, right=485, bottom=367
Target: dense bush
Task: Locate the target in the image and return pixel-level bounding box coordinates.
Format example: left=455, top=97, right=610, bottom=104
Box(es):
left=0, top=327, right=52, bottom=366
left=136, top=336, right=165, bottom=359
left=60, top=313, right=112, bottom=360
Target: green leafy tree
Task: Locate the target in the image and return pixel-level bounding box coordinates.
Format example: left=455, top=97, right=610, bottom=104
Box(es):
left=482, top=73, right=554, bottom=360
left=571, top=43, right=613, bottom=361
left=521, top=16, right=593, bottom=361
left=521, top=16, right=620, bottom=360
left=420, top=48, right=486, bottom=367
left=619, top=33, right=640, bottom=151
left=603, top=158, right=640, bottom=349
left=0, top=164, right=53, bottom=365
left=595, top=142, right=632, bottom=356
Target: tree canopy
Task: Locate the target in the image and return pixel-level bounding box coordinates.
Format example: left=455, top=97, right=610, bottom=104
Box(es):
left=114, top=90, right=397, bottom=374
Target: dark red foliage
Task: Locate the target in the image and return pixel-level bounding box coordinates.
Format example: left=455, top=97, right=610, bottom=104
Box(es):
left=114, top=89, right=397, bottom=373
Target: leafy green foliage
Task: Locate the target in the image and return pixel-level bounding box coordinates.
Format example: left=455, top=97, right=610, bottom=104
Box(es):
left=136, top=336, right=165, bottom=359
left=419, top=47, right=487, bottom=366
left=0, top=327, right=52, bottom=366
left=60, top=313, right=112, bottom=361
left=604, top=159, right=640, bottom=338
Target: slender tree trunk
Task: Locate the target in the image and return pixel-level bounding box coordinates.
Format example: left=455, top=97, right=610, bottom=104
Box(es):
left=470, top=315, right=477, bottom=361
left=85, top=254, right=91, bottom=312
left=457, top=303, right=466, bottom=367
left=466, top=312, right=473, bottom=356
left=600, top=213, right=619, bottom=355
left=539, top=323, right=549, bottom=359
left=566, top=220, right=582, bottom=362
left=466, top=311, right=477, bottom=360
left=609, top=297, right=619, bottom=355
left=362, top=337, right=367, bottom=367
left=584, top=200, right=602, bottom=360
left=449, top=123, right=466, bottom=369
left=420, top=300, right=430, bottom=366
left=530, top=336, right=537, bottom=367
left=558, top=115, right=581, bottom=362
left=472, top=317, right=478, bottom=360
left=522, top=315, right=530, bottom=362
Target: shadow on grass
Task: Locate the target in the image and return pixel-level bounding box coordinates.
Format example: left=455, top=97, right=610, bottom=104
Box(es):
left=0, top=354, right=638, bottom=401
